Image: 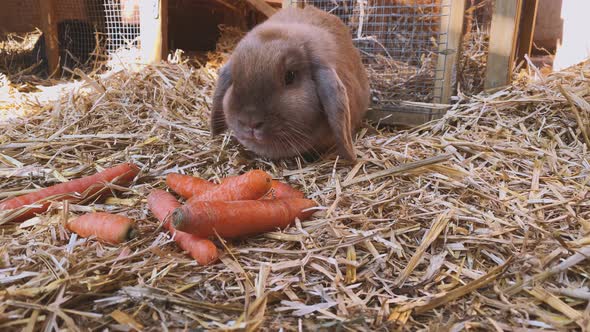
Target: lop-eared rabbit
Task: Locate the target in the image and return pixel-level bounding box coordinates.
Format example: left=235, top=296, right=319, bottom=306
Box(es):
left=211, top=6, right=370, bottom=161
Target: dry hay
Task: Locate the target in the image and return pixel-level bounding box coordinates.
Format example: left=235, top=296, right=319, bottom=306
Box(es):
left=367, top=53, right=436, bottom=103
left=0, top=30, right=42, bottom=59
left=457, top=20, right=488, bottom=95
left=0, top=29, right=46, bottom=81
left=457, top=0, right=493, bottom=95
left=1, top=26, right=590, bottom=330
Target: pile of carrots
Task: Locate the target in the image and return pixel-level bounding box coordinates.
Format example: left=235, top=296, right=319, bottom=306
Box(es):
left=148, top=170, right=317, bottom=264
left=0, top=162, right=317, bottom=266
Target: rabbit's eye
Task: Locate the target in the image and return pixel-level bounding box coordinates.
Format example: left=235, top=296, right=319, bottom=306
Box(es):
left=285, top=71, right=296, bottom=85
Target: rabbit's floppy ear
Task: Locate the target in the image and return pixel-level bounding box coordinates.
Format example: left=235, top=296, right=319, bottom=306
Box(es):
left=312, top=65, right=356, bottom=161
left=210, top=60, right=232, bottom=136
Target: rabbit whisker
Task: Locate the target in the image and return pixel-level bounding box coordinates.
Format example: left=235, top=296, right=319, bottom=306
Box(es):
left=279, top=133, right=304, bottom=160
left=282, top=123, right=315, bottom=150
left=281, top=130, right=317, bottom=158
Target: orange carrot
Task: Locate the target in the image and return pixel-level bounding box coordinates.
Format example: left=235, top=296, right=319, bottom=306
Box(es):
left=165, top=173, right=217, bottom=199
left=187, top=170, right=272, bottom=202
left=171, top=198, right=317, bottom=238
left=67, top=212, right=136, bottom=244
left=147, top=189, right=218, bottom=265
left=261, top=180, right=305, bottom=200
left=0, top=162, right=140, bottom=222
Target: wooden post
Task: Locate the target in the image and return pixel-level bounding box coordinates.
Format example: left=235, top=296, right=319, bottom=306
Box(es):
left=282, top=0, right=301, bottom=8
left=139, top=0, right=168, bottom=64
left=266, top=0, right=284, bottom=7
left=38, top=0, right=60, bottom=76
left=433, top=0, right=466, bottom=104
left=161, top=0, right=168, bottom=60
left=246, top=0, right=278, bottom=17
left=515, top=0, right=539, bottom=67
left=484, top=0, right=523, bottom=90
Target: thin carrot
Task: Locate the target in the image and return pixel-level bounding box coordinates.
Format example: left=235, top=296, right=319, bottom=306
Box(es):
left=147, top=189, right=218, bottom=265
left=187, top=170, right=272, bottom=202
left=0, top=162, right=140, bottom=222
left=165, top=173, right=217, bottom=199
left=171, top=198, right=317, bottom=238
left=67, top=212, right=136, bottom=244
left=261, top=180, right=305, bottom=200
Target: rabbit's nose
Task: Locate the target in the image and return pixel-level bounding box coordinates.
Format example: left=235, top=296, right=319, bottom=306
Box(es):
left=249, top=120, right=264, bottom=130
left=238, top=118, right=264, bottom=130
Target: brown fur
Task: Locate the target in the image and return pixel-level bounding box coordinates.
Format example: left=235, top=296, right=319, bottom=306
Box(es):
left=210, top=6, right=370, bottom=161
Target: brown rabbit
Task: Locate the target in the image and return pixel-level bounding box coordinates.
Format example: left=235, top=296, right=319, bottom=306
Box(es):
left=210, top=6, right=370, bottom=161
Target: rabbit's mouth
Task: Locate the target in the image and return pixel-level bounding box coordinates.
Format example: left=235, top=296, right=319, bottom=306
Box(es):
left=235, top=135, right=295, bottom=159
left=235, top=130, right=265, bottom=144
left=232, top=123, right=322, bottom=159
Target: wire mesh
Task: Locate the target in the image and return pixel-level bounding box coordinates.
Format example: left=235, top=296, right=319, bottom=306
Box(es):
left=103, top=0, right=141, bottom=54
left=52, top=0, right=142, bottom=72
left=294, top=0, right=451, bottom=105
left=51, top=0, right=104, bottom=72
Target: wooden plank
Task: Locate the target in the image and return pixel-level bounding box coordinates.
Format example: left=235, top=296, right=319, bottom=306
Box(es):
left=366, top=102, right=451, bottom=127
left=515, top=0, right=539, bottom=66
left=433, top=0, right=467, bottom=104
left=161, top=0, right=169, bottom=59
left=246, top=0, right=278, bottom=17
left=139, top=0, right=168, bottom=64
left=484, top=0, right=523, bottom=90
left=282, top=0, right=301, bottom=8
left=38, top=0, right=60, bottom=76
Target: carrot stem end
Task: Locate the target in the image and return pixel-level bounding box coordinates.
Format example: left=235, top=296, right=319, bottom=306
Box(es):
left=171, top=208, right=185, bottom=229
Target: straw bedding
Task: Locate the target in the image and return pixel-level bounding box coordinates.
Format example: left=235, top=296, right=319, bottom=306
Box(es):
left=1, top=29, right=590, bottom=331
left=0, top=29, right=46, bottom=84
left=457, top=0, right=491, bottom=97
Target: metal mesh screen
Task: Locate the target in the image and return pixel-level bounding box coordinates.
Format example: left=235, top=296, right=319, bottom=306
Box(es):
left=294, top=0, right=451, bottom=105
left=103, top=0, right=141, bottom=54
left=53, top=0, right=142, bottom=72
left=53, top=0, right=105, bottom=71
